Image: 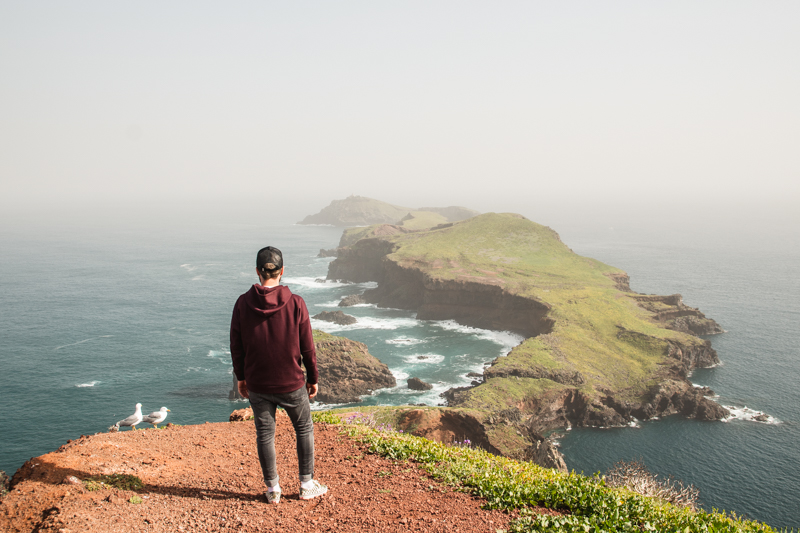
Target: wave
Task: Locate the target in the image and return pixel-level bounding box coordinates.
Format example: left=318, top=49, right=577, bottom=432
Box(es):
left=180, top=264, right=197, bottom=272
left=386, top=337, right=427, bottom=346
left=55, top=335, right=113, bottom=351
left=402, top=353, right=445, bottom=365
left=186, top=367, right=210, bottom=372
left=311, top=316, right=419, bottom=333
left=207, top=349, right=231, bottom=357
left=75, top=381, right=100, bottom=388
left=722, top=406, right=780, bottom=425
left=431, top=320, right=524, bottom=352
left=283, top=276, right=379, bottom=291
left=315, top=300, right=377, bottom=309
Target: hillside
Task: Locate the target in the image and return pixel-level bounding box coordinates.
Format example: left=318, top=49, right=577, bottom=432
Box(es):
left=0, top=413, right=515, bottom=533
left=326, top=213, right=727, bottom=458
left=298, top=195, right=479, bottom=227
left=2, top=413, right=774, bottom=533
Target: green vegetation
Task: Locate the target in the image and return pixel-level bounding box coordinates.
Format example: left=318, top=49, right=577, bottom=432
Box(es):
left=363, top=212, right=706, bottom=404
left=397, top=210, right=449, bottom=230
left=312, top=412, right=776, bottom=533
left=129, top=495, right=143, bottom=504
left=83, top=474, right=143, bottom=492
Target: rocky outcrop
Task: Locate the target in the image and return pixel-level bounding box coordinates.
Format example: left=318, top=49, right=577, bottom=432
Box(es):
left=631, top=294, right=724, bottom=335
left=229, top=407, right=253, bottom=421
left=407, top=377, right=433, bottom=391
left=339, top=294, right=366, bottom=307
left=317, top=248, right=339, bottom=258
left=314, top=331, right=396, bottom=404
left=313, top=311, right=357, bottom=325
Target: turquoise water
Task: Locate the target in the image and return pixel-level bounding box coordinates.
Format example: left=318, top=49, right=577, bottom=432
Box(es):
left=1, top=213, right=797, bottom=527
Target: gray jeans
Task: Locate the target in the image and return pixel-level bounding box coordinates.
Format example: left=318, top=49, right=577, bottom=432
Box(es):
left=248, top=385, right=314, bottom=488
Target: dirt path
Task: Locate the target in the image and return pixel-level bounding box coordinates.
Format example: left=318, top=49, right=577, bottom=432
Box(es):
left=1, top=412, right=518, bottom=532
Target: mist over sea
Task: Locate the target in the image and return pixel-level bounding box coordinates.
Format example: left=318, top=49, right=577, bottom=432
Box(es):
left=1, top=206, right=797, bottom=527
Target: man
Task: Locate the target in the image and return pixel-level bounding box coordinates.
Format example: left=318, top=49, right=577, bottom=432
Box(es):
left=230, top=246, right=327, bottom=504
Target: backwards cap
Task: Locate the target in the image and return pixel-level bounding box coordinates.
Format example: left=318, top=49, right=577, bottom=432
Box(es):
left=256, top=246, right=283, bottom=275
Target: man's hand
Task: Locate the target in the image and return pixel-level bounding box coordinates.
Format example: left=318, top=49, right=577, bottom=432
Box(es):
left=237, top=380, right=249, bottom=399
left=306, top=383, right=318, bottom=399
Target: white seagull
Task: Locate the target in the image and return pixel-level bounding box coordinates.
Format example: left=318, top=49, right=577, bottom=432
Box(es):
left=142, top=406, right=170, bottom=428
left=115, top=403, right=143, bottom=430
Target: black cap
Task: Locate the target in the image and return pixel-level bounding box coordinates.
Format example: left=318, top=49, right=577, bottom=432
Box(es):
left=256, top=246, right=283, bottom=275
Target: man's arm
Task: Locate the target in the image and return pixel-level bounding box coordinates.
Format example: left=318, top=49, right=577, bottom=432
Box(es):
left=297, top=298, right=319, bottom=395
left=230, top=302, right=246, bottom=382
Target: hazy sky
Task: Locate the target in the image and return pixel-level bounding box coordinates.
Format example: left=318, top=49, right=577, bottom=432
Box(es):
left=1, top=2, right=798, bottom=222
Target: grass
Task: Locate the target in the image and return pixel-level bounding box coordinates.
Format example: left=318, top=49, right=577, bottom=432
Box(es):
left=83, top=474, right=143, bottom=492
left=353, top=212, right=709, bottom=404
left=312, top=411, right=778, bottom=533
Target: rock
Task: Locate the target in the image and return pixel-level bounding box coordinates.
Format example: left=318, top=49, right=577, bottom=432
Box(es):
left=313, top=311, right=357, bottom=325
left=466, top=372, right=482, bottom=378
left=1, top=470, right=10, bottom=495
left=526, top=436, right=568, bottom=472
left=230, top=408, right=254, bottom=422
left=61, top=475, right=82, bottom=487
left=313, top=330, right=396, bottom=404
left=338, top=294, right=366, bottom=307
left=317, top=248, right=339, bottom=258
left=754, top=414, right=769, bottom=422
left=407, top=377, right=433, bottom=391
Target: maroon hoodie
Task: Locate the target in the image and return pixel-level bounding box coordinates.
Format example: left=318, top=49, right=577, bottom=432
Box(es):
left=230, top=284, right=318, bottom=394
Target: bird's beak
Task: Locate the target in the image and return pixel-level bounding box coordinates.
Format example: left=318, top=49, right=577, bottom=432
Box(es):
left=167, top=409, right=171, bottom=411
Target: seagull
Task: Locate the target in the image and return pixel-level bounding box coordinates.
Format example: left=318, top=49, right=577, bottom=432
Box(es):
left=142, top=406, right=170, bottom=428
left=115, top=403, right=143, bottom=430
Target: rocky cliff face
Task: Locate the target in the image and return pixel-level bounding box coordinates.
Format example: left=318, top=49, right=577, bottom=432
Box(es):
left=313, top=330, right=396, bottom=404
left=330, top=243, right=554, bottom=338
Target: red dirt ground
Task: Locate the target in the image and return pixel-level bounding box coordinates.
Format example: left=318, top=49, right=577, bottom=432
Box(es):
left=0, top=412, right=555, bottom=532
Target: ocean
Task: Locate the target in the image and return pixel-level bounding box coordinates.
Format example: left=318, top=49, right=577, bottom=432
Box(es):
left=1, top=208, right=797, bottom=528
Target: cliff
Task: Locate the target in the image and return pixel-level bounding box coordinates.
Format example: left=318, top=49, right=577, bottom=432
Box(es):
left=325, top=213, right=727, bottom=459
left=0, top=414, right=514, bottom=533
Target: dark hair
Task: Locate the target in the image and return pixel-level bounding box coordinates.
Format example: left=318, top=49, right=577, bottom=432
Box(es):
left=256, top=246, right=283, bottom=279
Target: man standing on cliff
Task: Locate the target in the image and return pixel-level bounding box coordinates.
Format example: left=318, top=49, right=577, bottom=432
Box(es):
left=230, top=246, right=328, bottom=504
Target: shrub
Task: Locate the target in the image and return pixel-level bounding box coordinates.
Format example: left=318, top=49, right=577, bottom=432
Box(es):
left=605, top=459, right=700, bottom=510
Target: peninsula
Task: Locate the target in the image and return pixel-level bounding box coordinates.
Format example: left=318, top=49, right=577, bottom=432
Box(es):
left=326, top=211, right=727, bottom=463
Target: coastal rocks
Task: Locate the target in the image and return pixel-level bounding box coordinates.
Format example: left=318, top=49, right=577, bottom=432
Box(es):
left=339, top=294, right=366, bottom=307
left=526, top=436, right=568, bottom=472
left=317, top=248, right=339, bottom=258
left=229, top=407, right=254, bottom=422
left=313, top=311, right=357, bottom=325
left=313, top=331, right=396, bottom=404
left=407, top=377, right=433, bottom=390
left=396, top=409, right=500, bottom=455
left=0, top=470, right=8, bottom=496
left=632, top=380, right=729, bottom=421
left=631, top=294, right=724, bottom=336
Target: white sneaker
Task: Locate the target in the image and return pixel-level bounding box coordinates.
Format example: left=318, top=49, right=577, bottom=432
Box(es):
left=265, top=489, right=281, bottom=504
left=299, top=480, right=328, bottom=500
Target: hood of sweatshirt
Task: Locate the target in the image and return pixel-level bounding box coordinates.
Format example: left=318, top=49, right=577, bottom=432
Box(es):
left=244, top=284, right=292, bottom=316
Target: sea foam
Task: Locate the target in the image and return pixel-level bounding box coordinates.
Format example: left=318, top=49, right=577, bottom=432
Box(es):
left=722, top=406, right=780, bottom=425
left=75, top=381, right=100, bottom=388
